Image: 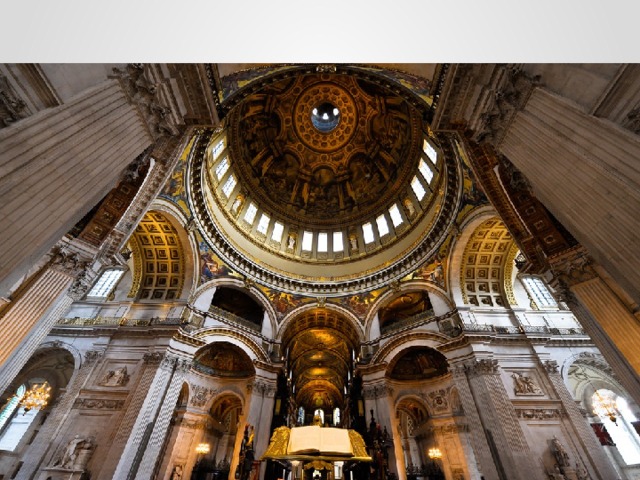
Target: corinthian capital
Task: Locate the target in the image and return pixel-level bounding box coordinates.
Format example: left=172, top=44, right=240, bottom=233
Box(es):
left=548, top=246, right=597, bottom=287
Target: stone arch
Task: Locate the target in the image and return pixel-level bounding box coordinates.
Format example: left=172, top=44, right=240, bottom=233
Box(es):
left=365, top=280, right=455, bottom=341
left=277, top=302, right=364, bottom=343
left=370, top=332, right=449, bottom=366
left=148, top=198, right=200, bottom=297
left=448, top=206, right=496, bottom=306
left=188, top=278, right=278, bottom=341
left=454, top=212, right=517, bottom=309
left=126, top=209, right=190, bottom=301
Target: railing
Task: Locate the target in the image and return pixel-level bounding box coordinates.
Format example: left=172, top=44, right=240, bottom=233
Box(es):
left=57, top=316, right=185, bottom=327
left=461, top=323, right=585, bottom=336
left=207, top=306, right=262, bottom=333
left=380, top=310, right=435, bottom=335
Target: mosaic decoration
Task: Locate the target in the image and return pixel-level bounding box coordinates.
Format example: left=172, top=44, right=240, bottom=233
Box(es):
left=337, top=291, right=379, bottom=320
left=197, top=231, right=237, bottom=285
left=454, top=139, right=489, bottom=223
left=219, top=65, right=297, bottom=102
left=158, top=136, right=195, bottom=215
left=263, top=289, right=306, bottom=320
left=409, top=233, right=452, bottom=289
left=355, top=65, right=433, bottom=107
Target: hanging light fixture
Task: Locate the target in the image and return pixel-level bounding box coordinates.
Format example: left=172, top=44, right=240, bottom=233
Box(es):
left=428, top=447, right=443, bottom=460
left=575, top=363, right=618, bottom=425
left=19, top=381, right=52, bottom=414
left=195, top=443, right=210, bottom=455
left=592, top=388, right=618, bottom=425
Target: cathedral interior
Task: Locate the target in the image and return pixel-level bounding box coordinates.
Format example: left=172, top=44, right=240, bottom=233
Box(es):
left=1, top=63, right=640, bottom=480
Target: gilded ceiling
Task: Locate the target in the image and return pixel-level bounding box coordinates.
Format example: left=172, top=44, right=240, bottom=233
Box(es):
left=228, top=72, right=424, bottom=227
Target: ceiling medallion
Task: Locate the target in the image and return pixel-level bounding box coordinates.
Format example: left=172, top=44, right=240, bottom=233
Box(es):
left=294, top=83, right=356, bottom=152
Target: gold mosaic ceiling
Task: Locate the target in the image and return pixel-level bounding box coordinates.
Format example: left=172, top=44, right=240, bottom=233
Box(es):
left=227, top=72, right=424, bottom=227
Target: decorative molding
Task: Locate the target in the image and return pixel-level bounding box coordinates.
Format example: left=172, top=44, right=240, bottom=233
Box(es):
left=143, top=352, right=164, bottom=364
left=363, top=384, right=394, bottom=400
left=471, top=65, right=541, bottom=146
left=250, top=380, right=277, bottom=398
left=548, top=246, right=597, bottom=287
left=73, top=397, right=125, bottom=410
left=424, top=388, right=450, bottom=413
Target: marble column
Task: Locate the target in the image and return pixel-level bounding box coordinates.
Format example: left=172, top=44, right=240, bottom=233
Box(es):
left=450, top=363, right=500, bottom=480
left=499, top=86, right=640, bottom=308
left=95, top=352, right=164, bottom=479
left=239, top=377, right=276, bottom=480
left=0, top=247, right=91, bottom=394
left=548, top=246, right=640, bottom=406
left=452, top=359, right=545, bottom=480
left=16, top=350, right=104, bottom=480
left=112, top=353, right=191, bottom=480
left=0, top=78, right=153, bottom=298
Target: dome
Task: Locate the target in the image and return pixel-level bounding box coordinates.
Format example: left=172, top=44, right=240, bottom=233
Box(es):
left=189, top=68, right=460, bottom=296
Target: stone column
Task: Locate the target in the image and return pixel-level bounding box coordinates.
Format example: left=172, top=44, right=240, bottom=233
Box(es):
left=540, top=360, right=618, bottom=480
left=0, top=78, right=154, bottom=298
left=239, top=377, right=276, bottom=480
left=450, top=363, right=500, bottom=480
left=499, top=86, right=640, bottom=307
left=112, top=353, right=190, bottom=480
left=16, top=350, right=104, bottom=480
left=95, top=352, right=164, bottom=479
left=453, top=359, right=545, bottom=480
left=0, top=247, right=91, bottom=393
left=549, top=246, right=640, bottom=406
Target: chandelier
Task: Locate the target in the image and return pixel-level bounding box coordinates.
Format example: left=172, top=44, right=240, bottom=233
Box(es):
left=195, top=443, right=210, bottom=455
left=428, top=447, right=443, bottom=460
left=592, top=389, right=618, bottom=425
left=20, top=382, right=52, bottom=414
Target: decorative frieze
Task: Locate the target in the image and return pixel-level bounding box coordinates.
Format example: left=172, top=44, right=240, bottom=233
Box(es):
left=515, top=408, right=563, bottom=420
left=73, top=397, right=125, bottom=410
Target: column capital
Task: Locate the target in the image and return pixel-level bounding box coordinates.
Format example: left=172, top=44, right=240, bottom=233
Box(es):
left=82, top=349, right=104, bottom=367
left=143, top=351, right=164, bottom=364
left=466, top=358, right=500, bottom=376
left=548, top=245, right=598, bottom=287
left=49, top=246, right=91, bottom=277
left=541, top=360, right=560, bottom=374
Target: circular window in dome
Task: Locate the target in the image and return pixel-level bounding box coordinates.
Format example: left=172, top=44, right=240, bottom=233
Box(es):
left=311, top=102, right=340, bottom=133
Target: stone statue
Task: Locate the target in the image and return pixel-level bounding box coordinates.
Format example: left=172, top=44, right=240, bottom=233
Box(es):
left=171, top=464, right=183, bottom=480
left=99, top=366, right=129, bottom=386
left=551, top=436, right=570, bottom=468
left=512, top=372, right=543, bottom=395
left=52, top=435, right=94, bottom=469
